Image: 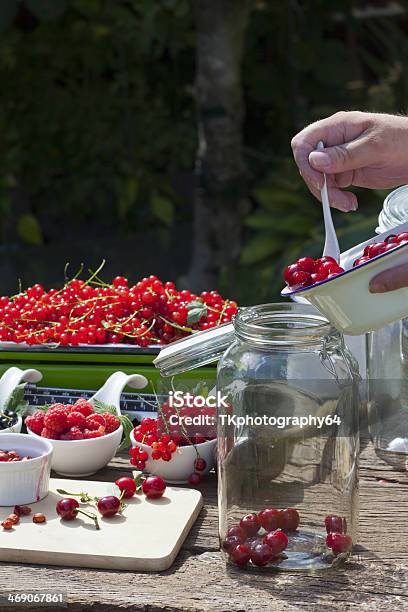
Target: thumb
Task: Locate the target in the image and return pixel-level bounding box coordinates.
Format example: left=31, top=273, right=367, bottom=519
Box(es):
left=309, top=136, right=370, bottom=174
left=369, top=263, right=408, bottom=293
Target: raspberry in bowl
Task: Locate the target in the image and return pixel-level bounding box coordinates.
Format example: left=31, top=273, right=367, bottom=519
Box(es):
left=26, top=371, right=148, bottom=477
left=0, top=433, right=53, bottom=506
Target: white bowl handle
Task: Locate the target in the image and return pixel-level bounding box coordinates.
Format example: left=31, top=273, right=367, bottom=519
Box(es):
left=0, top=367, right=43, bottom=409
left=90, top=371, right=148, bottom=415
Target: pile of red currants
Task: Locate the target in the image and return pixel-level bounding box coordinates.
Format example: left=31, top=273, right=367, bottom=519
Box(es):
left=0, top=270, right=238, bottom=347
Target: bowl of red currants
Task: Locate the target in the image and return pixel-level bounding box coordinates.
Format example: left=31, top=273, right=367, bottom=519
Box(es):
left=281, top=223, right=408, bottom=335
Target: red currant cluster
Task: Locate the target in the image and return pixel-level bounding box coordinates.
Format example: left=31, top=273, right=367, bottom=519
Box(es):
left=284, top=256, right=344, bottom=290
left=25, top=399, right=121, bottom=441
left=159, top=398, right=216, bottom=444
left=353, top=231, right=408, bottom=267
left=223, top=508, right=353, bottom=569
left=0, top=270, right=238, bottom=347
left=130, top=412, right=211, bottom=484
left=0, top=450, right=32, bottom=462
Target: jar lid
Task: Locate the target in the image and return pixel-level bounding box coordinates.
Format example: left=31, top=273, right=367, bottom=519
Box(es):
left=153, top=322, right=235, bottom=376
left=377, top=185, right=408, bottom=233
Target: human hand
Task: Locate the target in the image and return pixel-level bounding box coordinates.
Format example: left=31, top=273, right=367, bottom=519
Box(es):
left=291, top=111, right=408, bottom=212
left=369, top=262, right=408, bottom=293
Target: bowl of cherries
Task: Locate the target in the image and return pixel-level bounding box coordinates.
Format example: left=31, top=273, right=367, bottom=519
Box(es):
left=281, top=223, right=408, bottom=335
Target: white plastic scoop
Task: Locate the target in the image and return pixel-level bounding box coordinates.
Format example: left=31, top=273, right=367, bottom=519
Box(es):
left=317, top=140, right=340, bottom=262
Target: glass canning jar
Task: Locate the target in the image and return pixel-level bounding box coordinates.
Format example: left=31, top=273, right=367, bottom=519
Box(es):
left=368, top=185, right=408, bottom=468
left=217, top=303, right=360, bottom=571
left=154, top=302, right=360, bottom=572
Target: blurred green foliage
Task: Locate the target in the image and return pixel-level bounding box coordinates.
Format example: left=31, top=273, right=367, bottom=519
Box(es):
left=0, top=1, right=407, bottom=302
left=0, top=0, right=195, bottom=240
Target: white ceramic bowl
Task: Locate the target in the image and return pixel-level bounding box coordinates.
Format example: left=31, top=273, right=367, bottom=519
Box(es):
left=0, top=433, right=53, bottom=506
left=130, top=429, right=217, bottom=484
left=27, top=424, right=124, bottom=477
left=282, top=222, right=408, bottom=335
left=27, top=371, right=148, bottom=477
left=1, top=416, right=22, bottom=434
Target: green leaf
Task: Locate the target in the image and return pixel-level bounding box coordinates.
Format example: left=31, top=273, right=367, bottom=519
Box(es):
left=16, top=214, right=44, bottom=246
left=93, top=399, right=133, bottom=451
left=186, top=299, right=207, bottom=324
left=4, top=383, right=29, bottom=416
left=25, top=0, right=67, bottom=22
left=151, top=194, right=174, bottom=226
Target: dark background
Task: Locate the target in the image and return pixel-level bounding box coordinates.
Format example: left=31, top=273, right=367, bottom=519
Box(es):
left=0, top=0, right=407, bottom=303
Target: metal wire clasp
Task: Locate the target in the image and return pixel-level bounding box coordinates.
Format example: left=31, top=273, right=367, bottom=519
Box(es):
left=319, top=336, right=357, bottom=386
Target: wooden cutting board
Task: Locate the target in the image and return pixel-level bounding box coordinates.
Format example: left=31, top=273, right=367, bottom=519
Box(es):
left=0, top=478, right=203, bottom=571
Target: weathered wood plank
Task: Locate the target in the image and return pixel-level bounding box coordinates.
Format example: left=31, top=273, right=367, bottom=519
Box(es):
left=0, top=440, right=406, bottom=610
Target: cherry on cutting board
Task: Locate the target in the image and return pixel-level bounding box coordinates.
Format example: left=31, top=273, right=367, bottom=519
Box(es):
left=141, top=476, right=166, bottom=499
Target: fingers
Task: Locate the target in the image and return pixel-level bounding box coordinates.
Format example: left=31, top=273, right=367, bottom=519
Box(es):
left=291, top=111, right=373, bottom=211
left=369, top=263, right=408, bottom=293
left=306, top=176, right=358, bottom=212
left=308, top=133, right=373, bottom=174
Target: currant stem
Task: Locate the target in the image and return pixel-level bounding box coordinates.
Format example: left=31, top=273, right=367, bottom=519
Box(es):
left=77, top=509, right=100, bottom=530
left=56, top=489, right=96, bottom=503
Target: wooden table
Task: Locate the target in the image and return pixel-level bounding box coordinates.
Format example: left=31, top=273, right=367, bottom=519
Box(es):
left=1, top=440, right=408, bottom=611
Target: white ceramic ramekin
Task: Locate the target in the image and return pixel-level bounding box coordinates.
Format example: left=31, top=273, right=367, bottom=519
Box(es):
left=130, top=429, right=216, bottom=484
left=0, top=433, right=53, bottom=506
left=282, top=222, right=408, bottom=336
left=27, top=371, right=148, bottom=477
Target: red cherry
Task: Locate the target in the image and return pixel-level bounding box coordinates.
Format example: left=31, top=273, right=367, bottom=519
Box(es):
left=385, top=234, right=398, bottom=243
left=188, top=472, right=202, bottom=485
left=97, top=495, right=121, bottom=517
left=397, top=232, right=408, bottom=242
left=311, top=270, right=327, bottom=283
left=315, top=256, right=337, bottom=266
left=226, top=525, right=247, bottom=542
left=278, top=508, right=299, bottom=532
left=250, top=542, right=274, bottom=566
left=56, top=498, right=80, bottom=520
left=325, top=515, right=347, bottom=534
left=229, top=544, right=251, bottom=567
left=288, top=271, right=312, bottom=289
left=318, top=261, right=342, bottom=276
left=326, top=533, right=335, bottom=548
left=367, top=242, right=387, bottom=258
left=258, top=508, right=280, bottom=532
left=222, top=535, right=242, bottom=553
left=194, top=457, right=207, bottom=472
left=263, top=529, right=288, bottom=555
left=353, top=256, right=370, bottom=267
left=295, top=257, right=316, bottom=273
left=284, top=264, right=299, bottom=284
left=329, top=533, right=353, bottom=555
left=142, top=476, right=166, bottom=499
left=239, top=513, right=260, bottom=537
left=115, top=477, right=136, bottom=499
